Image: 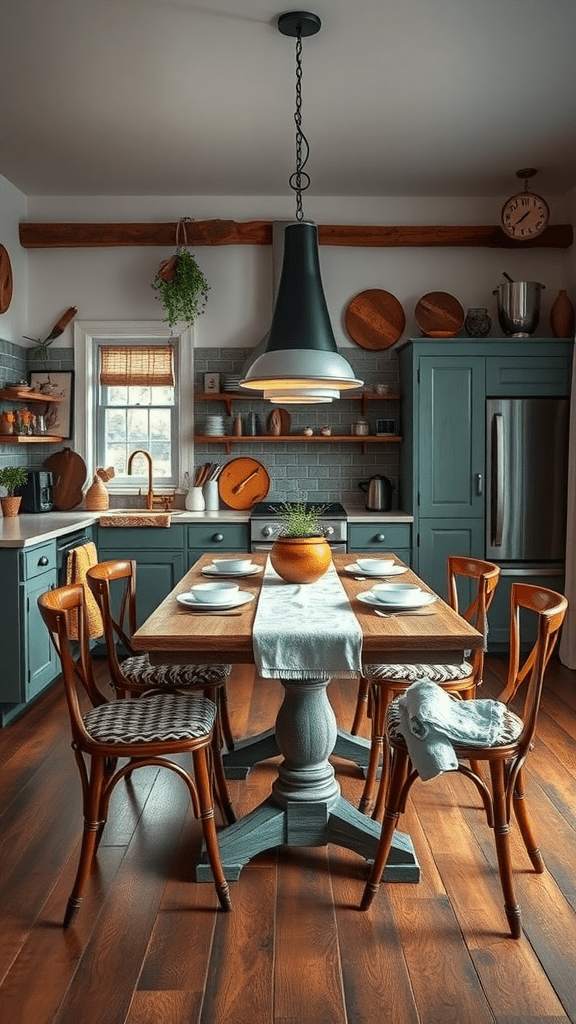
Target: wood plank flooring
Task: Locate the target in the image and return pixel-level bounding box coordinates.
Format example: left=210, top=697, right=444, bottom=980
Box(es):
left=1, top=653, right=576, bottom=1024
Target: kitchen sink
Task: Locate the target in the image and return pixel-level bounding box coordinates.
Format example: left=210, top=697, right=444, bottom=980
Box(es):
left=106, top=508, right=185, bottom=516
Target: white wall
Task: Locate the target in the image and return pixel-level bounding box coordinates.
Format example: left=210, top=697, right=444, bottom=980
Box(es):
left=0, top=176, right=28, bottom=342
left=20, top=192, right=575, bottom=349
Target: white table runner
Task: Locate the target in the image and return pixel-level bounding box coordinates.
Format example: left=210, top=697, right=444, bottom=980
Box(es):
left=252, top=558, right=363, bottom=679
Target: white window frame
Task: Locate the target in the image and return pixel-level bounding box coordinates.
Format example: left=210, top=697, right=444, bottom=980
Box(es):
left=73, top=320, right=194, bottom=492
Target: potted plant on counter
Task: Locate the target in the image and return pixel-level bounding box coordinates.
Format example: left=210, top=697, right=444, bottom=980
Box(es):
left=0, top=465, right=28, bottom=517
left=270, top=499, right=332, bottom=584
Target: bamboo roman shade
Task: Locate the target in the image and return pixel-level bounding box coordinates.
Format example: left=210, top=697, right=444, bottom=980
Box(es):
left=99, top=346, right=174, bottom=387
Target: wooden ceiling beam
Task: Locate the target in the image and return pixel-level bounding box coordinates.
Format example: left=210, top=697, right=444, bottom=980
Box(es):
left=18, top=220, right=573, bottom=249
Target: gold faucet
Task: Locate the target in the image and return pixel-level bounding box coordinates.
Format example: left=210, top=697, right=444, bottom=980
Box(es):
left=127, top=449, right=155, bottom=510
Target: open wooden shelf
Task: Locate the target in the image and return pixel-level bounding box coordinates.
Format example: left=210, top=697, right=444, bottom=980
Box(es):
left=194, top=433, right=402, bottom=454
left=195, top=391, right=400, bottom=416
left=0, top=389, right=63, bottom=404
left=0, top=434, right=64, bottom=444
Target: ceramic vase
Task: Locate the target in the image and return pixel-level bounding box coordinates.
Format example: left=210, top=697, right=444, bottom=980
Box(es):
left=464, top=307, right=491, bottom=338
left=270, top=535, right=332, bottom=584
left=1, top=495, right=22, bottom=518
left=550, top=290, right=575, bottom=338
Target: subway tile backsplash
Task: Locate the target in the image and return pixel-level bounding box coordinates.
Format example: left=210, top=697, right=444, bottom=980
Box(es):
left=194, top=347, right=401, bottom=506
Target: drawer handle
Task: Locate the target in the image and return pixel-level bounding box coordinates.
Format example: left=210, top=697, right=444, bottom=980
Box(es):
left=375, top=533, right=385, bottom=542
left=212, top=533, right=224, bottom=543
left=38, top=556, right=49, bottom=566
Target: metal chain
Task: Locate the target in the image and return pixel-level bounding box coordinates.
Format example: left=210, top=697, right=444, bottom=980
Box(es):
left=288, top=30, right=311, bottom=220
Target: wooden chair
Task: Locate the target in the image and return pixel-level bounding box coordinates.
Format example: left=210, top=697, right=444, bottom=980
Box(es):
left=86, top=559, right=236, bottom=757
left=356, top=557, right=500, bottom=819
left=38, top=583, right=233, bottom=927
left=360, top=582, right=567, bottom=938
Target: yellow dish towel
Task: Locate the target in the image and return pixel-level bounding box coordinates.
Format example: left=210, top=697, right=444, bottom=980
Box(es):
left=66, top=542, right=104, bottom=639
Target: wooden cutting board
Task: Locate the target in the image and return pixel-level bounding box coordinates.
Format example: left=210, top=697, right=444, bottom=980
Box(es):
left=345, top=289, right=405, bottom=349
left=414, top=291, right=465, bottom=337
left=44, top=448, right=87, bottom=509
left=218, top=457, right=270, bottom=510
left=0, top=245, right=13, bottom=314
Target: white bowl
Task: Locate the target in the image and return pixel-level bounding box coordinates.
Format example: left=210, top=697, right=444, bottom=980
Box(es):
left=356, top=558, right=395, bottom=574
left=371, top=582, right=422, bottom=605
left=190, top=581, right=239, bottom=604
left=212, top=558, right=253, bottom=574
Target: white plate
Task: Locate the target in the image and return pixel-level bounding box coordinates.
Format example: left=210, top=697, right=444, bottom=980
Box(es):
left=357, top=590, right=437, bottom=610
left=345, top=563, right=407, bottom=577
left=202, top=564, right=263, bottom=578
left=177, top=591, right=255, bottom=611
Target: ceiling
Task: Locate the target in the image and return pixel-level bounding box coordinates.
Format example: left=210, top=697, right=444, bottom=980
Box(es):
left=1, top=0, right=576, bottom=199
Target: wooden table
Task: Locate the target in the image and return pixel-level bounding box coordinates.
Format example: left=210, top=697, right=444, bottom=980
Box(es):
left=132, top=552, right=482, bottom=883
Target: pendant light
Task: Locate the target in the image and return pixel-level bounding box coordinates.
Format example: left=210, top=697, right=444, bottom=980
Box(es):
left=240, top=11, right=362, bottom=402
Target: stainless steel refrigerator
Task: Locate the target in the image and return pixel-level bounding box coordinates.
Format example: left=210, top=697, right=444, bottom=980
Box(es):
left=486, top=397, right=569, bottom=565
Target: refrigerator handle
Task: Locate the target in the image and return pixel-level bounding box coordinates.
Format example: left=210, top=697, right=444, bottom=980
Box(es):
left=491, top=412, right=504, bottom=546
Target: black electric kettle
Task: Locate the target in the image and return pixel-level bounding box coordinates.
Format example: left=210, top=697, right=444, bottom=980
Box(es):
left=358, top=475, right=393, bottom=512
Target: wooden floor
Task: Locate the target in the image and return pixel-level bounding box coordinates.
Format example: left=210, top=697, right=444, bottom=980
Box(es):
left=2, top=653, right=576, bottom=1024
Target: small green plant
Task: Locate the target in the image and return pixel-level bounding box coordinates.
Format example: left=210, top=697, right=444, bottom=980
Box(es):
left=272, top=499, right=329, bottom=538
left=0, top=465, right=28, bottom=495
left=152, top=247, right=210, bottom=329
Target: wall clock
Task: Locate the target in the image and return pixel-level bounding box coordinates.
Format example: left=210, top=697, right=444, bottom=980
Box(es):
left=0, top=244, right=13, bottom=313
left=501, top=168, right=549, bottom=240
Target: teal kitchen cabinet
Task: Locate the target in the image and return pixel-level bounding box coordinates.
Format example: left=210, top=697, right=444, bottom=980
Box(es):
left=0, top=540, right=58, bottom=717
left=398, top=338, right=572, bottom=613
left=348, top=522, right=411, bottom=566
left=96, top=524, right=186, bottom=627
left=187, top=523, right=249, bottom=567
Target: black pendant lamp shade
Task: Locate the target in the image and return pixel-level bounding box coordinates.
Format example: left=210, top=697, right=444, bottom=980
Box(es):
left=239, top=11, right=362, bottom=401
left=240, top=221, right=362, bottom=396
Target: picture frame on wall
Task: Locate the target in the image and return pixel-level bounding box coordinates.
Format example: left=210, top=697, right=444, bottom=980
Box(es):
left=29, top=371, right=74, bottom=439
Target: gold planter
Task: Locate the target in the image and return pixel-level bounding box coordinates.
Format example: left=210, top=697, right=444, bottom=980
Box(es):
left=270, top=535, right=332, bottom=584
left=1, top=495, right=22, bottom=518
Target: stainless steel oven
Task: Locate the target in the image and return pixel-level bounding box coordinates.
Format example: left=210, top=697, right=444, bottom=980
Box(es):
left=249, top=501, right=348, bottom=553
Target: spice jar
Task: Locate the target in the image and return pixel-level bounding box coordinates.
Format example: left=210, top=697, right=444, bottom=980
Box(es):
left=0, top=412, right=15, bottom=435
left=352, top=417, right=369, bottom=436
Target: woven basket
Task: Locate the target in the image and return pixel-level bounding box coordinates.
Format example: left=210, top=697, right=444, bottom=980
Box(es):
left=85, top=473, right=109, bottom=511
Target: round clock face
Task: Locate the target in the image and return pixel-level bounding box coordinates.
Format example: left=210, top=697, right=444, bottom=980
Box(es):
left=501, top=191, right=550, bottom=239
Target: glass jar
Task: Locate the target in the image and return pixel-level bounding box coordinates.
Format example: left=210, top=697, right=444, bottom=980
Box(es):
left=352, top=417, right=369, bottom=436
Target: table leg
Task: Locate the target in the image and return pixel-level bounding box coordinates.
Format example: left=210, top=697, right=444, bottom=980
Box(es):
left=197, top=675, right=419, bottom=883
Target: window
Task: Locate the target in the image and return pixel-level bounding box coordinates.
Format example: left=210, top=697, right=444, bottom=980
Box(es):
left=73, top=321, right=194, bottom=491
left=97, top=341, right=177, bottom=484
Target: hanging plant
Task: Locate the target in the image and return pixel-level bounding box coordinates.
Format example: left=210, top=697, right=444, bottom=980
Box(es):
left=151, top=218, right=210, bottom=328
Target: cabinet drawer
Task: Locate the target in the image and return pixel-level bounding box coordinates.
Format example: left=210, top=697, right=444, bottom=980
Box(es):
left=96, top=524, right=185, bottom=550
left=22, top=541, right=56, bottom=580
left=486, top=356, right=570, bottom=396
left=187, top=524, right=249, bottom=551
left=348, top=523, right=411, bottom=551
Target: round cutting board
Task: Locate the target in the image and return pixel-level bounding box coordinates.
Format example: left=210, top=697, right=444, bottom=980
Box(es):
left=414, top=291, right=465, bottom=337
left=0, top=245, right=14, bottom=314
left=218, top=457, right=270, bottom=510
left=44, top=448, right=87, bottom=509
left=345, top=289, right=405, bottom=349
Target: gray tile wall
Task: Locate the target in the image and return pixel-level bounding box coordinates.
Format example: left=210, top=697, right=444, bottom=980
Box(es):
left=194, top=347, right=401, bottom=506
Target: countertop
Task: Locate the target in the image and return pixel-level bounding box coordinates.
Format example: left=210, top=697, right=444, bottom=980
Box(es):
left=0, top=505, right=413, bottom=548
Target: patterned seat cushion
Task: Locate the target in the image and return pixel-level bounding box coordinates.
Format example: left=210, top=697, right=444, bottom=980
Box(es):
left=83, top=693, right=217, bottom=744
left=386, top=695, right=523, bottom=748
left=363, top=661, right=472, bottom=684
left=120, top=653, right=231, bottom=690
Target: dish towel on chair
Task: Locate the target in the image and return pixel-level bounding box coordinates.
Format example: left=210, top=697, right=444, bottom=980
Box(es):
left=252, top=558, right=363, bottom=679
left=394, top=679, right=523, bottom=780
left=66, top=542, right=103, bottom=639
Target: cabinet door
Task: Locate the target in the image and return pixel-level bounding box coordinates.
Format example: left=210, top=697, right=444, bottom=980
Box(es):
left=24, top=570, right=59, bottom=700
left=97, top=547, right=185, bottom=628
left=418, top=356, right=485, bottom=519
left=417, top=518, right=484, bottom=601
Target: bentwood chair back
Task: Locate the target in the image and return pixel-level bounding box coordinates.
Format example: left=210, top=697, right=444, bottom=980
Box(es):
left=361, top=582, right=567, bottom=938
left=356, top=556, right=500, bottom=818
left=38, top=583, right=232, bottom=927
left=86, top=559, right=236, bottom=756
